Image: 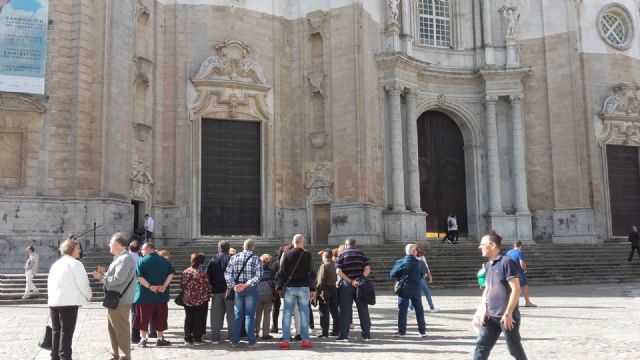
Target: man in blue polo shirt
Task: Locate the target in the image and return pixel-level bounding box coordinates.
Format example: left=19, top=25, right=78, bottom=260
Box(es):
left=507, top=241, right=536, bottom=307
left=335, top=238, right=372, bottom=342
left=474, top=233, right=527, bottom=360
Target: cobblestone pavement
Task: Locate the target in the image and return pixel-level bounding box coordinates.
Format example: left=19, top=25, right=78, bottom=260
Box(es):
left=1, top=282, right=638, bottom=360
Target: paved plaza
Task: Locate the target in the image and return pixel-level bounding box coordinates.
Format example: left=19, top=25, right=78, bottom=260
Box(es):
left=1, top=282, right=638, bottom=360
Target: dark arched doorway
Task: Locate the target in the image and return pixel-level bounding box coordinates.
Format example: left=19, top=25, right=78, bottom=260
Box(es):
left=418, top=111, right=468, bottom=236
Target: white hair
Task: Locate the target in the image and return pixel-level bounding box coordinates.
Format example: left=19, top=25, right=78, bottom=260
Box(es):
left=292, top=234, right=304, bottom=245
left=243, top=238, right=255, bottom=251
left=405, top=243, right=417, bottom=255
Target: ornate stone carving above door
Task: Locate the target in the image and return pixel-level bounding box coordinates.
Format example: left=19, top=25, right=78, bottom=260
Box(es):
left=189, top=40, right=271, bottom=123
left=600, top=82, right=640, bottom=145
left=130, top=161, right=153, bottom=208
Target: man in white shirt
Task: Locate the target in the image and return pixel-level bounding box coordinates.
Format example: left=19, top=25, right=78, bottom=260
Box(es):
left=144, top=214, right=154, bottom=241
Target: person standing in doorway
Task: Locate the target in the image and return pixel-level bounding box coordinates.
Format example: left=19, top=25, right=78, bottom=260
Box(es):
left=144, top=214, right=154, bottom=241
left=442, top=215, right=453, bottom=243
left=506, top=241, right=536, bottom=307
left=449, top=215, right=459, bottom=244
left=474, top=233, right=527, bottom=360
left=22, top=245, right=40, bottom=299
left=628, top=226, right=640, bottom=261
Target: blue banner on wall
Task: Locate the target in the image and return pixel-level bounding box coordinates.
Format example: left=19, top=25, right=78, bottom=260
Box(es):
left=0, top=0, right=48, bottom=94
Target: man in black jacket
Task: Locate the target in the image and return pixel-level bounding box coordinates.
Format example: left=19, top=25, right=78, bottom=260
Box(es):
left=628, top=226, right=640, bottom=262
left=206, top=240, right=233, bottom=343
left=276, top=234, right=316, bottom=350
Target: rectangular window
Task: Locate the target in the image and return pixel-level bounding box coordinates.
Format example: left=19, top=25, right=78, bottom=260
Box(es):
left=418, top=0, right=451, bottom=48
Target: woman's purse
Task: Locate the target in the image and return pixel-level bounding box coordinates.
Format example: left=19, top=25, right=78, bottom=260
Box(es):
left=225, top=254, right=255, bottom=301
left=37, top=315, right=52, bottom=349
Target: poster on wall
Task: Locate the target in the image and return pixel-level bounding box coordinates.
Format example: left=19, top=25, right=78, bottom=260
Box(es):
left=0, top=0, right=48, bottom=94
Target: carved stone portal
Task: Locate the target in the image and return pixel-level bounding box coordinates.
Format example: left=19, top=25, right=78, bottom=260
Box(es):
left=306, top=165, right=334, bottom=204
left=600, top=82, right=640, bottom=145
left=192, top=40, right=268, bottom=85
left=130, top=162, right=153, bottom=210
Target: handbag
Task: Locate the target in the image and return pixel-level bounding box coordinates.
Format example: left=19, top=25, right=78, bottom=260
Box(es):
left=102, top=276, right=134, bottom=310
left=37, top=314, right=52, bottom=350
left=225, top=254, right=255, bottom=301
left=278, top=250, right=305, bottom=298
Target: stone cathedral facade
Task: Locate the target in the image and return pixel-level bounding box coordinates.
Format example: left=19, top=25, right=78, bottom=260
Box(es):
left=1, top=0, right=640, bottom=271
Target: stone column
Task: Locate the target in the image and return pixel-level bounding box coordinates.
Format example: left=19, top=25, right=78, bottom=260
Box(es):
left=510, top=95, right=529, bottom=214
left=387, top=85, right=406, bottom=211
left=406, top=89, right=421, bottom=212
left=481, top=0, right=495, bottom=65
left=401, top=0, right=413, bottom=56
left=485, top=96, right=502, bottom=213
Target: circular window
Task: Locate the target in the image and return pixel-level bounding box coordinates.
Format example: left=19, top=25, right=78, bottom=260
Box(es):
left=597, top=4, right=634, bottom=50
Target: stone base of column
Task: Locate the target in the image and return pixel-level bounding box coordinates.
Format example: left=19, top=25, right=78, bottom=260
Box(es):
left=328, top=203, right=383, bottom=245
left=487, top=213, right=534, bottom=244
left=382, top=210, right=427, bottom=243
left=551, top=208, right=600, bottom=244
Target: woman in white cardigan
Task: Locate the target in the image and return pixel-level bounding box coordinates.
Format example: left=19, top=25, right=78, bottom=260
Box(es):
left=47, top=238, right=92, bottom=360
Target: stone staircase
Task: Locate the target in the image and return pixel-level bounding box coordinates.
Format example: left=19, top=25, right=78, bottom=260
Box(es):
left=2, top=239, right=639, bottom=305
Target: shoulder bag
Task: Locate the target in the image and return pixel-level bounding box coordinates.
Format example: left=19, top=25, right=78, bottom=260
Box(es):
left=37, top=314, right=52, bottom=349
left=278, top=250, right=305, bottom=298
left=102, top=275, right=135, bottom=310
left=225, top=254, right=255, bottom=301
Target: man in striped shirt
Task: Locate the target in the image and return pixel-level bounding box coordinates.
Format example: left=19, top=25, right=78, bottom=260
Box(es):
left=335, top=238, right=372, bottom=341
left=224, top=238, right=263, bottom=349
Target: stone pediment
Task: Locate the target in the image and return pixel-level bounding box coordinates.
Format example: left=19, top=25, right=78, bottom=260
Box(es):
left=192, top=40, right=269, bottom=89
left=600, top=82, right=640, bottom=145
left=0, top=93, right=46, bottom=113
left=600, top=82, right=640, bottom=121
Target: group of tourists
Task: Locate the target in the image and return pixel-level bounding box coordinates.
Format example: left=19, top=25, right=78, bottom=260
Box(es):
left=41, top=229, right=536, bottom=359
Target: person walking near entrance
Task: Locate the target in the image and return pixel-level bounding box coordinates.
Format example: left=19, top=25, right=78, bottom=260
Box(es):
left=474, top=233, right=528, bottom=360
left=23, top=245, right=39, bottom=299
left=335, top=238, right=372, bottom=342
left=390, top=244, right=427, bottom=337
left=628, top=226, right=640, bottom=261
left=277, top=234, right=316, bottom=350
left=507, top=241, right=536, bottom=307
left=144, top=214, right=154, bottom=241
left=449, top=215, right=459, bottom=243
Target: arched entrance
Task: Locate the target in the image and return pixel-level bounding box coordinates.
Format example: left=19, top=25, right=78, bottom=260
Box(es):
left=418, top=111, right=468, bottom=236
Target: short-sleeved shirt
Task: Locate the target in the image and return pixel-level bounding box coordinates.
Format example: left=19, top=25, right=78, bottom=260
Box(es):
left=134, top=252, right=175, bottom=304
left=335, top=248, right=369, bottom=279
left=506, top=248, right=525, bottom=275
left=485, top=253, right=519, bottom=317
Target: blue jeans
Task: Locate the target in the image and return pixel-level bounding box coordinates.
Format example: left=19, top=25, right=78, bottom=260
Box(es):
left=397, top=294, right=426, bottom=334
left=338, top=280, right=371, bottom=338
left=282, top=287, right=310, bottom=341
left=231, top=286, right=258, bottom=345
left=473, top=310, right=527, bottom=360
left=409, top=279, right=435, bottom=311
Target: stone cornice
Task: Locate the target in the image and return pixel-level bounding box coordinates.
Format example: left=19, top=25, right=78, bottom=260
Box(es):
left=477, top=66, right=533, bottom=81
left=375, top=52, right=431, bottom=74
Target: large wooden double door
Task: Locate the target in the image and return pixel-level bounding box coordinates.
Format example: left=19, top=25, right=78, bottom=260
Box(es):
left=201, top=119, right=261, bottom=235
left=607, top=145, right=640, bottom=236
left=418, top=111, right=468, bottom=236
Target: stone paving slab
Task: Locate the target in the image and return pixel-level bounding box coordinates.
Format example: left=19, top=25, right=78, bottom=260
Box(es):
left=0, top=282, right=638, bottom=360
